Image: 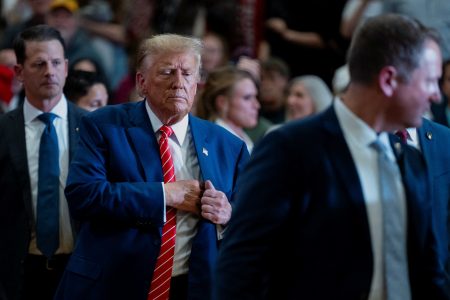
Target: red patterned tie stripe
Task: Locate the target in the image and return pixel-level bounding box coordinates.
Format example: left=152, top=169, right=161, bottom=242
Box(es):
left=148, top=125, right=177, bottom=300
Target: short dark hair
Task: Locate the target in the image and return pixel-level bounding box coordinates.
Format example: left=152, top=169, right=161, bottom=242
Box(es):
left=13, top=25, right=66, bottom=64
left=347, top=14, right=440, bottom=84
left=261, top=57, right=290, bottom=79
left=64, top=70, right=106, bottom=103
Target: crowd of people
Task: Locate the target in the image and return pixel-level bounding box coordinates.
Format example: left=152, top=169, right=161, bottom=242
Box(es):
left=0, top=0, right=449, bottom=300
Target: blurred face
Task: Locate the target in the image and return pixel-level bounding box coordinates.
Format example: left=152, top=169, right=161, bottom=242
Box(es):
left=76, top=83, right=108, bottom=112
left=15, top=40, right=68, bottom=104
left=441, top=63, right=450, bottom=99
left=46, top=8, right=77, bottom=42
left=391, top=40, right=442, bottom=128
left=0, top=49, right=22, bottom=93
left=223, top=78, right=259, bottom=129
left=202, top=34, right=225, bottom=73
left=286, top=81, right=314, bottom=120
left=259, top=70, right=288, bottom=108
left=28, top=0, right=52, bottom=15
left=137, top=51, right=199, bottom=124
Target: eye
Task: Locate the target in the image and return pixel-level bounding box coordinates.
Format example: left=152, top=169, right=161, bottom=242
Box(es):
left=33, top=61, right=45, bottom=68
left=160, top=69, right=172, bottom=75
left=52, top=59, right=62, bottom=67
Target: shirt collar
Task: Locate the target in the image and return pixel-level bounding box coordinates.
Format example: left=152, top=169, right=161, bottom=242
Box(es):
left=23, top=94, right=68, bottom=124
left=334, top=97, right=392, bottom=152
left=145, top=100, right=189, bottom=146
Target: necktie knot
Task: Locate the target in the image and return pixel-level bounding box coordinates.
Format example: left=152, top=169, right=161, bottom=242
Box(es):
left=38, top=112, right=57, bottom=126
left=395, top=129, right=409, bottom=143
left=159, top=125, right=173, bottom=139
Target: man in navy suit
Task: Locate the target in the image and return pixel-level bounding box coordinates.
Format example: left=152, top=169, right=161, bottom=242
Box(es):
left=214, top=14, right=449, bottom=299
left=54, top=34, right=249, bottom=300
left=401, top=119, right=450, bottom=277
left=0, top=25, right=86, bottom=300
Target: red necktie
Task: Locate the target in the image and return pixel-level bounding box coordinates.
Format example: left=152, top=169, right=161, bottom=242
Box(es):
left=148, top=125, right=177, bottom=300
left=395, top=129, right=409, bottom=143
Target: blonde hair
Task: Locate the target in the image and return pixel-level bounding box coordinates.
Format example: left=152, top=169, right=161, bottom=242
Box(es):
left=136, top=34, right=203, bottom=74
left=196, top=66, right=256, bottom=120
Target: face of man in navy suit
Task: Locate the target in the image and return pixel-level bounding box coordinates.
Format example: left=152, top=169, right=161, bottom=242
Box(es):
left=137, top=51, right=199, bottom=125
left=388, top=40, right=442, bottom=129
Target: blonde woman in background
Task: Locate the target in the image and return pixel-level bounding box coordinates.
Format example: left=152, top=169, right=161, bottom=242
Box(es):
left=197, top=66, right=260, bottom=152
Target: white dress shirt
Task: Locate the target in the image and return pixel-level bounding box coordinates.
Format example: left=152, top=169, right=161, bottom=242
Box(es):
left=334, top=98, right=407, bottom=300
left=146, top=102, right=201, bottom=277
left=24, top=96, right=74, bottom=255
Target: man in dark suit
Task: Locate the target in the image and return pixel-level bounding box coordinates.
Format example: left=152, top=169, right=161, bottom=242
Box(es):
left=214, top=14, right=449, bottom=299
left=401, top=119, right=450, bottom=276
left=54, top=34, right=249, bottom=300
left=0, top=25, right=86, bottom=300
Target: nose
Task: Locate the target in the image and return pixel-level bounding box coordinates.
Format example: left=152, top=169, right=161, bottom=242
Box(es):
left=44, top=61, right=55, bottom=76
left=171, top=69, right=183, bottom=89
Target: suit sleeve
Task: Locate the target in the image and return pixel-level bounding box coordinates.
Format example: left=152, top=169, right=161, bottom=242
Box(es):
left=65, top=114, right=165, bottom=227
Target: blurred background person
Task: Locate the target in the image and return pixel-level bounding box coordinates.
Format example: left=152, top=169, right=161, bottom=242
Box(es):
left=64, top=69, right=108, bottom=112
left=258, top=57, right=290, bottom=124
left=0, top=0, right=52, bottom=49
left=200, top=30, right=229, bottom=84
left=285, top=75, right=333, bottom=122
left=45, top=0, right=105, bottom=87
left=197, top=66, right=259, bottom=152
left=431, top=59, right=450, bottom=127
left=340, top=0, right=383, bottom=40
left=0, top=48, right=23, bottom=113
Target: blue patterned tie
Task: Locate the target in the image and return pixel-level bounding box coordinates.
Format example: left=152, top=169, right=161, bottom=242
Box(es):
left=371, top=139, right=411, bottom=300
left=36, top=113, right=60, bottom=258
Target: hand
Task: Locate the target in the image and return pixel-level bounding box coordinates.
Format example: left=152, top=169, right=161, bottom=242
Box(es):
left=200, top=180, right=231, bottom=225
left=164, top=180, right=203, bottom=215
left=266, top=18, right=287, bottom=34
left=236, top=56, right=260, bottom=82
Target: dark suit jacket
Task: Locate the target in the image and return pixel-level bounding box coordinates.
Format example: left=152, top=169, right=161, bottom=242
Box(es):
left=0, top=101, right=85, bottom=300
left=418, top=119, right=450, bottom=276
left=214, top=107, right=449, bottom=300
left=54, top=101, right=249, bottom=300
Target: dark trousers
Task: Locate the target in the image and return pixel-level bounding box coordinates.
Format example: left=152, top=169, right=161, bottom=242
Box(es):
left=169, top=274, right=188, bottom=300
left=22, top=254, right=70, bottom=300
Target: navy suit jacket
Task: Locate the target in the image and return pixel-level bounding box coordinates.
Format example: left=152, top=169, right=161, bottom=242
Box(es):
left=418, top=119, right=450, bottom=276
left=54, top=101, right=249, bottom=300
left=214, top=107, right=449, bottom=300
left=0, top=101, right=85, bottom=300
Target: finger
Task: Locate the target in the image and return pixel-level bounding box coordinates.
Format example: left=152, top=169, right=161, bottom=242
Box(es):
left=205, top=180, right=215, bottom=191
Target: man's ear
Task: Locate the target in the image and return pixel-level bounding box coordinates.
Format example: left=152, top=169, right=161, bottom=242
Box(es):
left=14, top=64, right=23, bottom=83
left=135, top=72, right=146, bottom=97
left=378, top=66, right=398, bottom=97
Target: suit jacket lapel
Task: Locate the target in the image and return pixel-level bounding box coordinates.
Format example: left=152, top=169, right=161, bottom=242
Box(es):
left=127, top=101, right=163, bottom=181
left=416, top=120, right=434, bottom=172
left=322, top=107, right=366, bottom=206
left=7, top=108, right=33, bottom=221
left=189, top=115, right=211, bottom=182
left=321, top=107, right=371, bottom=240
left=67, top=102, right=84, bottom=161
